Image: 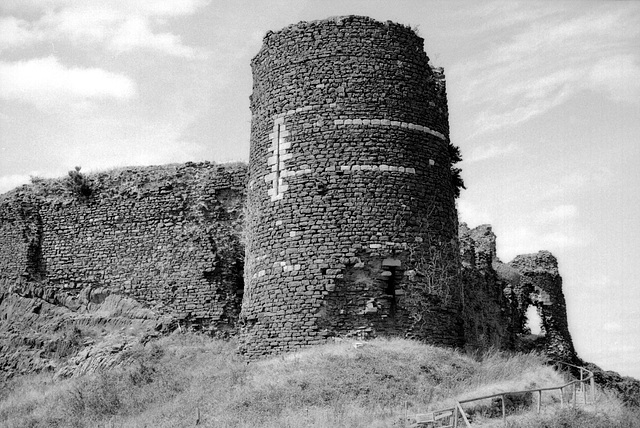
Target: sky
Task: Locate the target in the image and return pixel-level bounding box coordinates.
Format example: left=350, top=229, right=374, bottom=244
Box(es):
left=1, top=1, right=639, bottom=378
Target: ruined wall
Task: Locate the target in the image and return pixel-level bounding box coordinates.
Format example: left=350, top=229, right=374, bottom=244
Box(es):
left=241, top=16, right=462, bottom=357
left=459, top=224, right=516, bottom=351
left=0, top=161, right=578, bottom=369
left=508, top=251, right=576, bottom=360
left=0, top=14, right=580, bottom=367
left=0, top=162, right=246, bottom=334
left=0, top=200, right=39, bottom=284
left=459, top=223, right=577, bottom=361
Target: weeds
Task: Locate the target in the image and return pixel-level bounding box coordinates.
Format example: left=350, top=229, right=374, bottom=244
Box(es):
left=0, top=335, right=636, bottom=428
left=505, top=406, right=640, bottom=428
left=66, top=166, right=93, bottom=200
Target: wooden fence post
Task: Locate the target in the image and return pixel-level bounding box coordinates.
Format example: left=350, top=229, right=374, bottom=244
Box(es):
left=537, top=390, right=542, bottom=413
left=501, top=394, right=506, bottom=424
left=453, top=404, right=458, bottom=427
left=560, top=386, right=564, bottom=407
left=456, top=402, right=472, bottom=428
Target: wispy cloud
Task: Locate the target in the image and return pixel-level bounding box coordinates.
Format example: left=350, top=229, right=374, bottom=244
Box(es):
left=464, top=142, right=519, bottom=163
left=589, top=54, right=640, bottom=103
left=458, top=200, right=585, bottom=260
left=535, top=204, right=579, bottom=224
left=451, top=2, right=640, bottom=136
left=0, top=56, right=136, bottom=109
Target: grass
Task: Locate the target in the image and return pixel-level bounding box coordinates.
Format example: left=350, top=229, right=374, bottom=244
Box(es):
left=0, top=334, right=637, bottom=427
left=503, top=402, right=640, bottom=427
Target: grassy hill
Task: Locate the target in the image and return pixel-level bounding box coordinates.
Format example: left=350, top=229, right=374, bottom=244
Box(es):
left=1, top=334, right=638, bottom=427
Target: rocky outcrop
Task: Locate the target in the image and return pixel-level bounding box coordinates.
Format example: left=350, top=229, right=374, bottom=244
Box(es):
left=0, top=287, right=168, bottom=380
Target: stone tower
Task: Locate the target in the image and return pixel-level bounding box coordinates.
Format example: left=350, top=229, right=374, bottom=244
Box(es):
left=240, top=16, right=462, bottom=357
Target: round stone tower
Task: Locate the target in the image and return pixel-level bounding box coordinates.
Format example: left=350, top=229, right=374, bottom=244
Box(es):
left=240, top=16, right=462, bottom=357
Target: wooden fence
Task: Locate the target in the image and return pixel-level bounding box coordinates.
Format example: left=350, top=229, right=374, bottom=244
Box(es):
left=407, top=361, right=596, bottom=427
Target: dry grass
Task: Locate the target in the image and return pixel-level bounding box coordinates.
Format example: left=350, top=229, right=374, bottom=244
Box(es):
left=0, top=334, right=636, bottom=428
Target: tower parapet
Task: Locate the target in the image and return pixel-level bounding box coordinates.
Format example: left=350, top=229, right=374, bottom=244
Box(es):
left=240, top=16, right=462, bottom=357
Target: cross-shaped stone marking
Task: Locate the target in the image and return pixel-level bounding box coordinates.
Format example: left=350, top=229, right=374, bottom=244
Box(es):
left=265, top=117, right=292, bottom=201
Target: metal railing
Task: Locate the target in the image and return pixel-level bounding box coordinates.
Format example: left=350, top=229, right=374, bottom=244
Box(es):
left=407, top=361, right=596, bottom=427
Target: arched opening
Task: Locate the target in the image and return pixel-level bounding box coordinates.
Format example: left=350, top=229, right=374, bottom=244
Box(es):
left=525, top=305, right=544, bottom=336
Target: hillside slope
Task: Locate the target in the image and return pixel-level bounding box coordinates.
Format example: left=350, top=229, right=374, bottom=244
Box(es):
left=1, top=335, right=638, bottom=428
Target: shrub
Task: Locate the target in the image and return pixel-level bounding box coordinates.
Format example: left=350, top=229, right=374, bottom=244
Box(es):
left=67, top=166, right=92, bottom=199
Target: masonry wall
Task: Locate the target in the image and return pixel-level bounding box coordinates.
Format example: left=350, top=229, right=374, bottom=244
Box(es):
left=459, top=224, right=516, bottom=351
left=509, top=251, right=576, bottom=361
left=458, top=223, right=577, bottom=362
left=241, top=16, right=462, bottom=357
left=0, top=162, right=246, bottom=334
left=0, top=201, right=37, bottom=284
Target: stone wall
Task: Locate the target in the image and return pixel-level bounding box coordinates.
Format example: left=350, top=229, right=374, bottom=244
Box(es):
left=0, top=14, right=580, bottom=368
left=241, top=16, right=462, bottom=357
left=459, top=223, right=577, bottom=361
left=459, top=224, right=516, bottom=351
left=508, top=251, right=576, bottom=360
left=0, top=161, right=579, bottom=371
left=0, top=162, right=246, bottom=334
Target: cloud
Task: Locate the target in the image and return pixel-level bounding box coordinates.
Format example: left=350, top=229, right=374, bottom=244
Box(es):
left=1, top=0, right=209, bottom=58
left=0, top=16, right=38, bottom=50
left=0, top=56, right=136, bottom=109
left=457, top=199, right=494, bottom=227
left=465, top=142, right=519, bottom=163
left=1, top=0, right=208, bottom=16
left=108, top=15, right=201, bottom=58
left=79, top=130, right=205, bottom=171
left=601, top=322, right=624, bottom=333
left=46, top=109, right=207, bottom=174
left=0, top=174, right=31, bottom=195
left=535, top=204, right=579, bottom=224
left=498, top=226, right=584, bottom=261
left=454, top=2, right=640, bottom=135
left=113, top=0, right=210, bottom=16
left=589, top=54, right=640, bottom=103
left=544, top=172, right=589, bottom=199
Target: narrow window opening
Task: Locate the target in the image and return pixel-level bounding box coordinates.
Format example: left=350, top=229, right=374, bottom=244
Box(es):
left=274, top=124, right=281, bottom=196
left=384, top=268, right=398, bottom=316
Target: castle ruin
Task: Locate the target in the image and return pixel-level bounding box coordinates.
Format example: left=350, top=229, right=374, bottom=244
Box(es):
left=0, top=16, right=577, bottom=376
